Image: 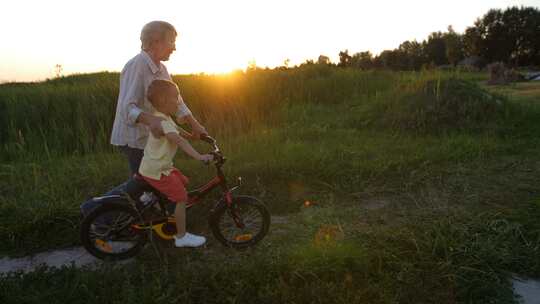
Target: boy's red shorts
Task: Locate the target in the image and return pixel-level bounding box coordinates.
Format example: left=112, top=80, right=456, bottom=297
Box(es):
left=141, top=168, right=189, bottom=203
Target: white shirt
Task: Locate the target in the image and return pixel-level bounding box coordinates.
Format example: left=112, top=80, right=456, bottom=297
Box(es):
left=110, top=51, right=192, bottom=149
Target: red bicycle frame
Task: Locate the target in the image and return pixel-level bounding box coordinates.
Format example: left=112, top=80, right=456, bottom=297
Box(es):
left=148, top=135, right=244, bottom=228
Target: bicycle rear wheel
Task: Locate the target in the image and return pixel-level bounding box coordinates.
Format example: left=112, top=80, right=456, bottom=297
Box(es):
left=209, top=195, right=270, bottom=249
left=80, top=202, right=146, bottom=260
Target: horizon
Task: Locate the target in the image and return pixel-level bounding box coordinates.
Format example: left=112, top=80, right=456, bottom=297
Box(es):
left=1, top=0, right=539, bottom=83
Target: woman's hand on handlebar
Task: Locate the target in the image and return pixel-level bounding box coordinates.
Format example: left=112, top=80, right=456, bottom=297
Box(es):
left=191, top=123, right=207, bottom=140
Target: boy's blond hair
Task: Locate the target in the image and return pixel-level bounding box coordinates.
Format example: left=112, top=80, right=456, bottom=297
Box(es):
left=146, top=79, right=178, bottom=109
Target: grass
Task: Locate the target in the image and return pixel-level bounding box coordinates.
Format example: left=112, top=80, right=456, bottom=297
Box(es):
left=1, top=68, right=540, bottom=303
left=488, top=81, right=540, bottom=99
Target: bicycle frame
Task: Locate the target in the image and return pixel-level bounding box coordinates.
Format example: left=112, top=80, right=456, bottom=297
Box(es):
left=186, top=135, right=238, bottom=208
left=132, top=135, right=242, bottom=235
left=186, top=165, right=230, bottom=207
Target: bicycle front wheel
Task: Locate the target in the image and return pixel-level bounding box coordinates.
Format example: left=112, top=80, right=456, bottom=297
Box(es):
left=80, top=202, right=146, bottom=260
left=209, top=195, right=270, bottom=249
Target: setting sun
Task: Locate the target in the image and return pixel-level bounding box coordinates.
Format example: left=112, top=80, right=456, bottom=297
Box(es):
left=1, top=0, right=538, bottom=82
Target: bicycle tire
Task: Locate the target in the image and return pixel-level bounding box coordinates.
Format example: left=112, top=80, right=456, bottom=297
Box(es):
left=209, top=195, right=270, bottom=249
left=80, top=202, right=146, bottom=260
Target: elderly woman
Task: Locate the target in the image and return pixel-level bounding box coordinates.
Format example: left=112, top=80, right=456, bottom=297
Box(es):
left=111, top=20, right=207, bottom=175
left=81, top=21, right=206, bottom=215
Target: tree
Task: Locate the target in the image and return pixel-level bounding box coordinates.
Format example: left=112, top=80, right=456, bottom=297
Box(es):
left=398, top=40, right=425, bottom=69
left=317, top=55, right=331, bottom=65
left=505, top=6, right=540, bottom=65
left=331, top=6, right=540, bottom=71
left=350, top=51, right=373, bottom=69
left=54, top=64, right=63, bottom=78
left=338, top=50, right=352, bottom=67
left=463, top=21, right=484, bottom=57
left=479, top=9, right=513, bottom=63
left=444, top=26, right=465, bottom=66
left=464, top=6, right=540, bottom=66
left=423, top=31, right=448, bottom=66
left=375, top=49, right=408, bottom=70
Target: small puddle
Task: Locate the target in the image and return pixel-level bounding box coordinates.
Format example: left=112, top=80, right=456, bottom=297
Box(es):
left=0, top=247, right=111, bottom=274
left=512, top=275, right=540, bottom=304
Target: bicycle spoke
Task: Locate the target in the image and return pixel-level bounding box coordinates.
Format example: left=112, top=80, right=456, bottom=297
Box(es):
left=228, top=226, right=236, bottom=242
left=218, top=204, right=264, bottom=243
left=89, top=210, right=140, bottom=254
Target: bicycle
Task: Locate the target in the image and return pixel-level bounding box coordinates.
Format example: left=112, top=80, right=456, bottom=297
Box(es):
left=80, top=135, right=271, bottom=260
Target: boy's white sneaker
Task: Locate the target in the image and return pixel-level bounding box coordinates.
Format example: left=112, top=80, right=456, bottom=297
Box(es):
left=174, top=233, right=206, bottom=248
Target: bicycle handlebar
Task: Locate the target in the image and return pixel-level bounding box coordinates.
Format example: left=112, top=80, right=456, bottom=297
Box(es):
left=200, top=134, right=215, bottom=145
left=200, top=134, right=224, bottom=165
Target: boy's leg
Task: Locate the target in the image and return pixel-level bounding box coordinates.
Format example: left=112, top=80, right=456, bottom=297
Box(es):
left=172, top=198, right=205, bottom=247
left=174, top=202, right=186, bottom=238
left=173, top=201, right=205, bottom=247
left=140, top=169, right=205, bottom=247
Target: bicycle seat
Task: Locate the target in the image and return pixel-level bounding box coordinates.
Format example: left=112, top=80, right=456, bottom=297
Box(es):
left=124, top=173, right=155, bottom=200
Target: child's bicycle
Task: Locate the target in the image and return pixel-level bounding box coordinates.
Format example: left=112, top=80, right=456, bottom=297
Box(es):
left=80, top=135, right=271, bottom=260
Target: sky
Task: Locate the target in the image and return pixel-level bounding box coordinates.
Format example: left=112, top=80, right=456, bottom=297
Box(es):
left=1, top=0, right=539, bottom=82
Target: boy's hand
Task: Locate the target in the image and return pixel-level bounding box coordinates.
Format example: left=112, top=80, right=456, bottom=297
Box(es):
left=148, top=116, right=165, bottom=137
left=199, top=154, right=214, bottom=165
left=137, top=112, right=165, bottom=137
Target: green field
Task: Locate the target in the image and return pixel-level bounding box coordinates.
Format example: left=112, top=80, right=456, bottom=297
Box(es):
left=1, top=67, right=540, bottom=303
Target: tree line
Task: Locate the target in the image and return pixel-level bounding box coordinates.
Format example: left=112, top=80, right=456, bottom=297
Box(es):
left=310, top=6, right=540, bottom=70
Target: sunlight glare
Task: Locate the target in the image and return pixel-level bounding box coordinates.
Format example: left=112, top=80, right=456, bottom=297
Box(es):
left=0, top=0, right=537, bottom=82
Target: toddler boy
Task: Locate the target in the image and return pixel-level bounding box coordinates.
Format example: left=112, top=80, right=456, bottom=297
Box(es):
left=139, top=79, right=213, bottom=247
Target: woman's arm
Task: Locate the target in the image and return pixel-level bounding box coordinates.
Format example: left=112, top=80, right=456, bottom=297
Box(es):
left=175, top=93, right=207, bottom=139
left=182, top=115, right=207, bottom=139
left=176, top=125, right=195, bottom=139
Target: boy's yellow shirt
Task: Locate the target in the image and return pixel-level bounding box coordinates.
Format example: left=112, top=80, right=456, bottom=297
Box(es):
left=138, top=111, right=180, bottom=180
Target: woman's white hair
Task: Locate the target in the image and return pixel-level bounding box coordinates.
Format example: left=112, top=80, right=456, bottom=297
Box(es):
left=140, top=21, right=177, bottom=50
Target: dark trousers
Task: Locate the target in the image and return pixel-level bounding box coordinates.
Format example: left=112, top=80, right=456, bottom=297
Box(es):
left=80, top=146, right=144, bottom=216
left=118, top=145, right=144, bottom=177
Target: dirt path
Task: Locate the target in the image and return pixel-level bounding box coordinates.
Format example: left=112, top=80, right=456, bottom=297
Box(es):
left=0, top=215, right=291, bottom=274
left=0, top=247, right=103, bottom=274
left=512, top=276, right=540, bottom=304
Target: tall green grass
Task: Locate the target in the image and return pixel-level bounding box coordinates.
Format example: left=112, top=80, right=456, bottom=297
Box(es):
left=0, top=67, right=398, bottom=162
left=0, top=73, right=119, bottom=161
left=2, top=67, right=539, bottom=256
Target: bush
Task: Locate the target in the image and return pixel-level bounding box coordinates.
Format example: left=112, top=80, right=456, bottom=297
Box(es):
left=370, top=77, right=510, bottom=133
